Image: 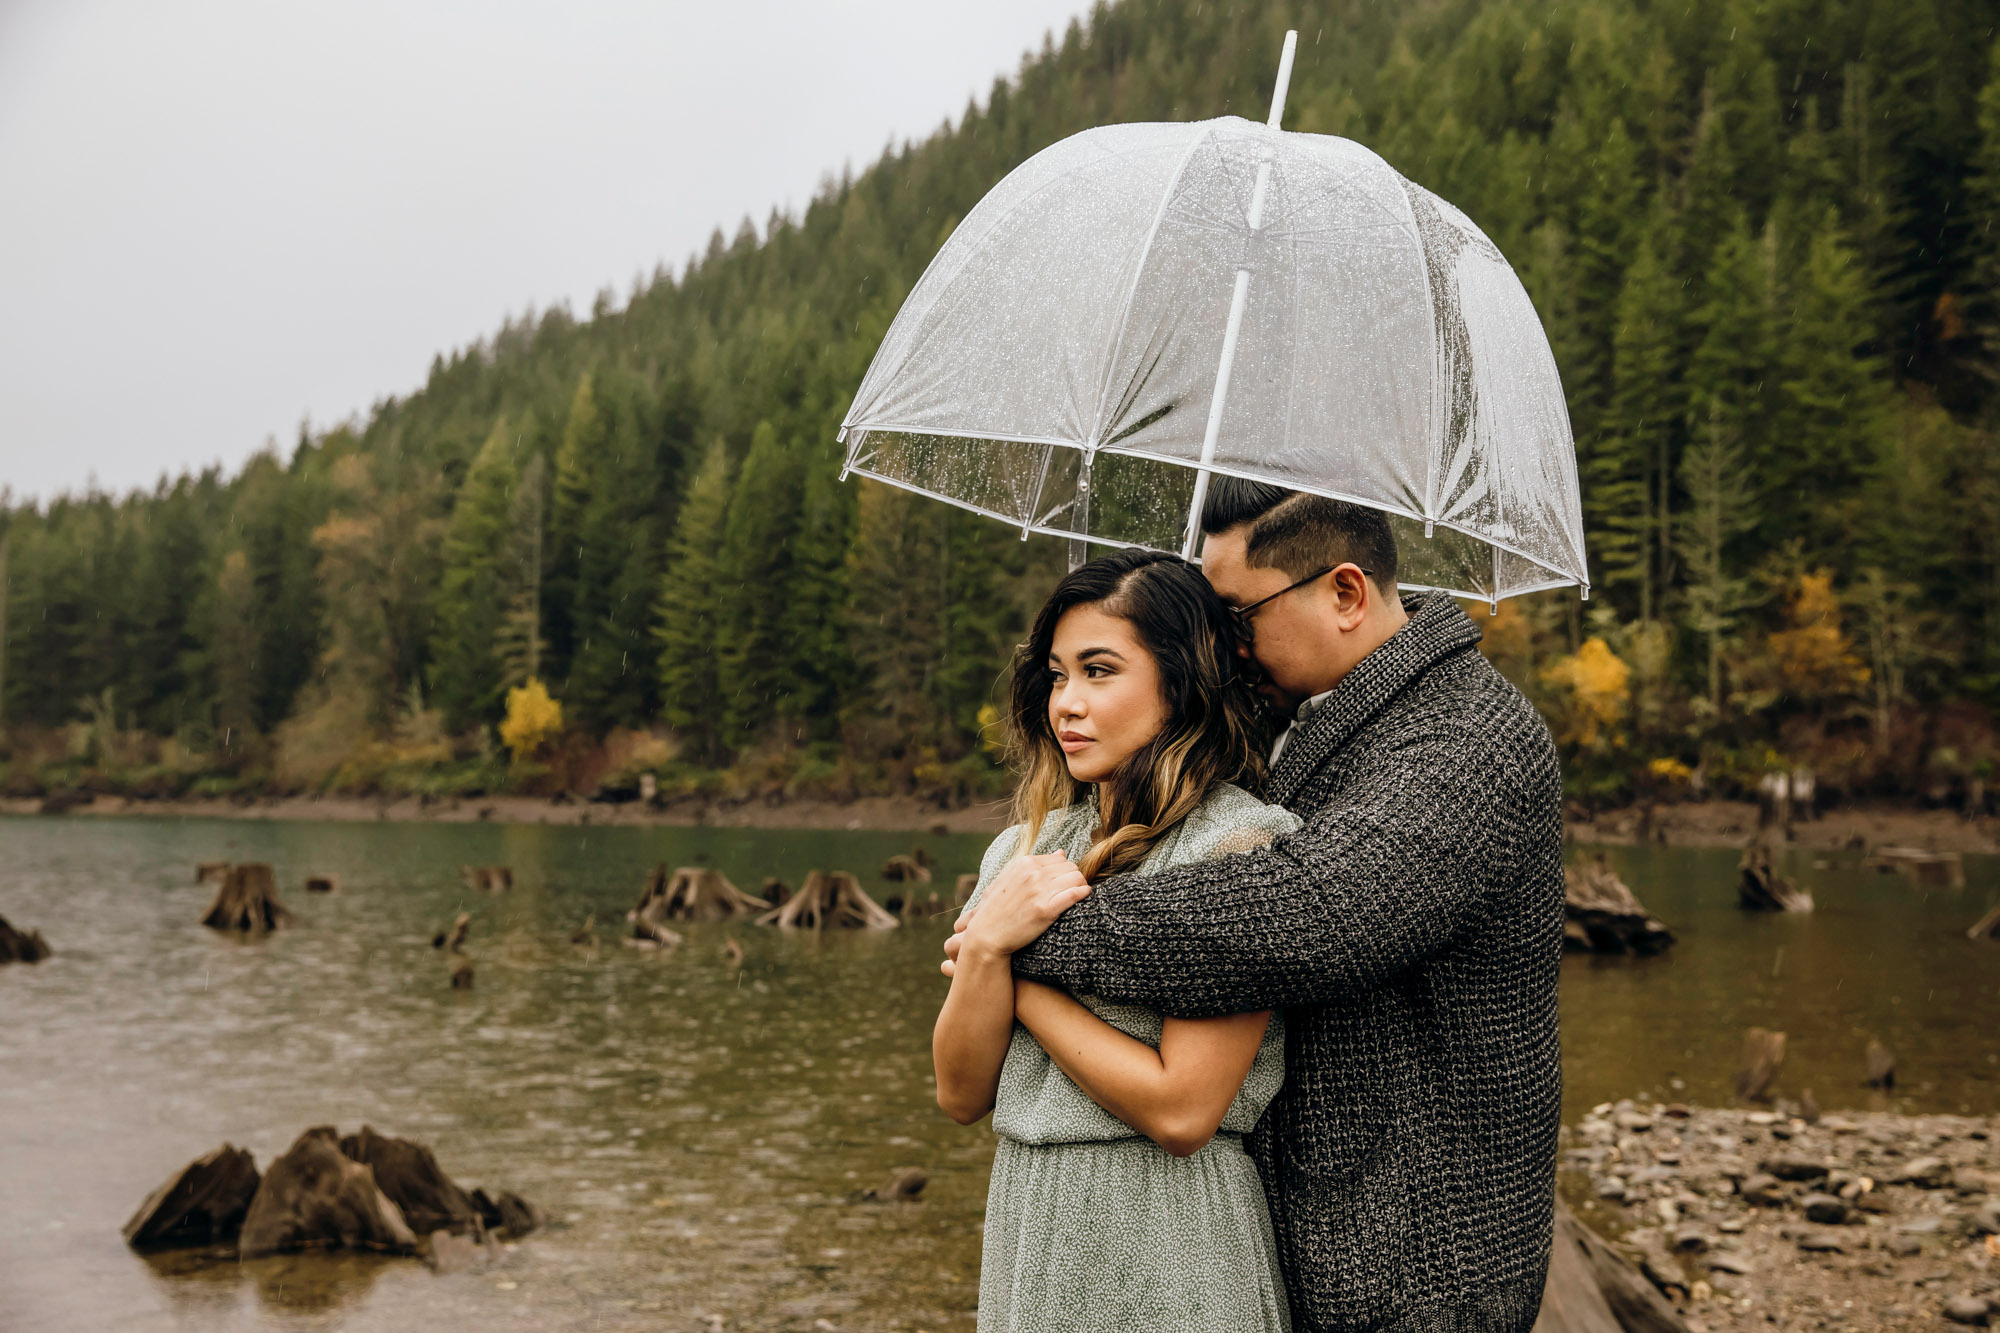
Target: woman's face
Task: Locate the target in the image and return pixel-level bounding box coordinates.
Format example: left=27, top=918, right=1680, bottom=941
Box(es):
left=1046, top=604, right=1169, bottom=785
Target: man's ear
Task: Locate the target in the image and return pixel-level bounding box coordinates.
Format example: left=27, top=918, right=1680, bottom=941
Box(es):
left=1330, top=564, right=1372, bottom=632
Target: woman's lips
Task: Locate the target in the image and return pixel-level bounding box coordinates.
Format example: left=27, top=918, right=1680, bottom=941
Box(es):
left=1058, top=731, right=1093, bottom=752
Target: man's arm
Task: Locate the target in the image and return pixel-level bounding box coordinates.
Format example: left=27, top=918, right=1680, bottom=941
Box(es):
left=1008, top=725, right=1526, bottom=1018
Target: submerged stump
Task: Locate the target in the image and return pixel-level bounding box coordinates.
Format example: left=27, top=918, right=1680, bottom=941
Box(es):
left=0, top=913, right=52, bottom=963
left=459, top=865, right=513, bottom=893
left=303, top=874, right=340, bottom=894
left=432, top=911, right=471, bottom=953
left=337, top=1126, right=483, bottom=1238
left=757, top=870, right=900, bottom=930
left=123, top=1144, right=262, bottom=1250
left=195, top=861, right=230, bottom=885
left=1737, top=842, right=1812, bottom=912
left=201, top=863, right=293, bottom=933
left=881, top=853, right=932, bottom=884
left=630, top=864, right=766, bottom=931
left=1736, top=1027, right=1788, bottom=1102
left=1562, top=855, right=1674, bottom=955
left=236, top=1126, right=418, bottom=1259
left=1862, top=845, right=1966, bottom=888
left=901, top=890, right=947, bottom=921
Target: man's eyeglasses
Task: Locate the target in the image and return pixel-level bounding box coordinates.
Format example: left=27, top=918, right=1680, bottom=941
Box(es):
left=1229, top=565, right=1374, bottom=637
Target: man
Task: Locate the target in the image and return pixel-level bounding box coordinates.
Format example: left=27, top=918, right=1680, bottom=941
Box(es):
left=948, top=478, right=1565, bottom=1332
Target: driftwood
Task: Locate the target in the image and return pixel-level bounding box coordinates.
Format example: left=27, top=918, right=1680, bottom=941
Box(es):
left=469, top=1187, right=542, bottom=1237
left=123, top=1144, right=262, bottom=1249
left=901, top=890, right=947, bottom=920
left=1531, top=1198, right=1689, bottom=1333
left=338, top=1127, right=483, bottom=1237
left=859, top=1167, right=928, bottom=1202
left=1736, top=1027, right=1787, bottom=1102
left=1970, top=901, right=2000, bottom=942
left=757, top=870, right=900, bottom=930
left=1563, top=856, right=1674, bottom=955
left=0, top=913, right=51, bottom=963
left=432, top=912, right=471, bottom=953
left=195, top=861, right=230, bottom=885
left=459, top=865, right=513, bottom=893
left=1866, top=1039, right=1896, bottom=1089
left=1737, top=842, right=1812, bottom=912
left=201, top=863, right=293, bottom=932
left=954, top=873, right=979, bottom=908
left=758, top=877, right=789, bottom=906
left=629, top=864, right=767, bottom=930
left=881, top=853, right=932, bottom=884
left=570, top=913, right=597, bottom=947
left=303, top=874, right=340, bottom=894
left=1862, top=845, right=1966, bottom=888
left=236, top=1127, right=418, bottom=1258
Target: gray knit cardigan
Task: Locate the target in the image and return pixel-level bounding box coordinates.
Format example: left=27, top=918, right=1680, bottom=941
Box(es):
left=1010, top=592, right=1564, bottom=1333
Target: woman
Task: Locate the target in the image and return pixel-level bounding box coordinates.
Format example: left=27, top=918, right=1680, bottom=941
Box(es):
left=933, top=548, right=1300, bottom=1333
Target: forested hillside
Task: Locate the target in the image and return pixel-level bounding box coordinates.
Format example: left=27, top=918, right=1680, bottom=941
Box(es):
left=6, top=0, right=2000, bottom=809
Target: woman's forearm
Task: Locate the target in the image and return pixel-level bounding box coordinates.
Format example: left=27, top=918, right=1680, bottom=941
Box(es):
left=1013, top=980, right=1268, bottom=1156
left=931, top=941, right=1017, bottom=1124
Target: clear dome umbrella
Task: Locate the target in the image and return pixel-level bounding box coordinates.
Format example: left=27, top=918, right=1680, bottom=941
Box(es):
left=838, top=32, right=1589, bottom=605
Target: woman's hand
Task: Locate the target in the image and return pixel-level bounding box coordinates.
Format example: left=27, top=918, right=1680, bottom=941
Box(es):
left=942, top=852, right=1090, bottom=977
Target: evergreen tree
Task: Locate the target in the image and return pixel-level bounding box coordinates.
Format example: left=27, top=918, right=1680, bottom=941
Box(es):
left=717, top=421, right=804, bottom=748
left=655, top=439, right=734, bottom=765
left=431, top=418, right=522, bottom=730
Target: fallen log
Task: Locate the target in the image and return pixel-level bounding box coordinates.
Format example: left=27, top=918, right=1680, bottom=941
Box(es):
left=201, top=863, right=293, bottom=932
left=1736, top=1027, right=1787, bottom=1102
left=123, top=1144, right=262, bottom=1249
left=1737, top=842, right=1812, bottom=912
left=1862, top=845, right=1966, bottom=888
left=1970, top=901, right=2000, bottom=942
left=757, top=870, right=900, bottom=930
left=0, top=913, right=52, bottom=963
left=459, top=865, right=512, bottom=893
left=1531, top=1198, right=1689, bottom=1333
left=1563, top=855, right=1674, bottom=955
left=236, top=1126, right=419, bottom=1258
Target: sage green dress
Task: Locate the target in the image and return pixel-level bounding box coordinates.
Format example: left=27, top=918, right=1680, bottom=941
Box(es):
left=966, top=782, right=1301, bottom=1333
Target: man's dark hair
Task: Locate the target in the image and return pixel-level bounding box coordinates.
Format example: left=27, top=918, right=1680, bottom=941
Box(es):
left=1200, top=475, right=1399, bottom=591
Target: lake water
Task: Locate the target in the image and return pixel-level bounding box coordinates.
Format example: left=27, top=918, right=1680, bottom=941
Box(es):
left=1, top=816, right=1995, bottom=1332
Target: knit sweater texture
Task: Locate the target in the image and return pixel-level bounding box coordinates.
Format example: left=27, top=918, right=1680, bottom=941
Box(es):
left=1010, top=592, right=1564, bottom=1333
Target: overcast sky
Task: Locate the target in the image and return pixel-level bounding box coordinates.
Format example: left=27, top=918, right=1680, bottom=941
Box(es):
left=0, top=0, right=1091, bottom=504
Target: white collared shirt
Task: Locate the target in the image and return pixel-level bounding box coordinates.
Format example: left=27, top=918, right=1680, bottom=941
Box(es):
left=1270, top=687, right=1337, bottom=766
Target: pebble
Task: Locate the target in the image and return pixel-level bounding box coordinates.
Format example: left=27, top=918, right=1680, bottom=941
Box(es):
left=1894, top=1216, right=1944, bottom=1235
left=1896, top=1156, right=1955, bottom=1189
left=1943, top=1294, right=1992, bottom=1326
left=1885, top=1233, right=1924, bottom=1257
left=1797, top=1230, right=1845, bottom=1252
left=1802, top=1193, right=1852, bottom=1225
left=1706, top=1250, right=1755, bottom=1275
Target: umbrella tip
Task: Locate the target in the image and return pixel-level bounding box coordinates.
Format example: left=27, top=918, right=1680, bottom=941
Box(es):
left=1266, top=31, right=1298, bottom=131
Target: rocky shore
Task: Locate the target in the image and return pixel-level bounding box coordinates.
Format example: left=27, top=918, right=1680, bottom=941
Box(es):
left=1564, top=1103, right=2000, bottom=1330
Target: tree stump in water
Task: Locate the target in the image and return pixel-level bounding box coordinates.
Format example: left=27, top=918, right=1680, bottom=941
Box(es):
left=757, top=871, right=900, bottom=930
left=881, top=853, right=932, bottom=884
left=0, top=914, right=51, bottom=963
left=459, top=865, right=512, bottom=893
left=1562, top=855, right=1674, bottom=954
left=201, top=863, right=293, bottom=932
left=469, top=1187, right=542, bottom=1237
left=1862, top=845, right=1966, bottom=887
left=338, top=1126, right=483, bottom=1237
left=1736, top=1027, right=1787, bottom=1102
left=1970, top=901, right=2000, bottom=942
left=629, top=864, right=767, bottom=929
left=449, top=960, right=475, bottom=989
left=236, top=1126, right=419, bottom=1258
left=1866, top=1039, right=1896, bottom=1089
left=432, top=912, right=471, bottom=953
left=860, top=1166, right=928, bottom=1202
left=759, top=877, right=789, bottom=906
left=123, top=1144, right=262, bottom=1249
left=954, top=873, right=979, bottom=908
left=304, top=874, right=340, bottom=894
left=195, top=861, right=230, bottom=885
left=1737, top=842, right=1812, bottom=912
left=902, top=890, right=947, bottom=921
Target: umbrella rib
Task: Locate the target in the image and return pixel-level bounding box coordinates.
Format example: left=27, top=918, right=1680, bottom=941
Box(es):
left=1087, top=125, right=1215, bottom=449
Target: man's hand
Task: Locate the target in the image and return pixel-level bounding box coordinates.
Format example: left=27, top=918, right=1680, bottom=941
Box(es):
left=940, top=852, right=1089, bottom=977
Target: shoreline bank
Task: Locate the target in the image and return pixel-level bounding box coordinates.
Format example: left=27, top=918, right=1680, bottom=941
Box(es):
left=4, top=792, right=1997, bottom=850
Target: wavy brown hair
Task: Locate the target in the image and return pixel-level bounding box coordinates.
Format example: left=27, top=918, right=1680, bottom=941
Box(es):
left=1006, top=548, right=1269, bottom=881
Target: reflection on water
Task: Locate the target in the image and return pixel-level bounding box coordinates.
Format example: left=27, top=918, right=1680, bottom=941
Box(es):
left=0, top=816, right=1994, bottom=1330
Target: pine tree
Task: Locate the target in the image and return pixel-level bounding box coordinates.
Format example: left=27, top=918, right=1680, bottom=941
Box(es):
left=654, top=439, right=734, bottom=765
left=1678, top=406, right=1759, bottom=719
left=431, top=418, right=521, bottom=730
left=717, top=421, right=804, bottom=748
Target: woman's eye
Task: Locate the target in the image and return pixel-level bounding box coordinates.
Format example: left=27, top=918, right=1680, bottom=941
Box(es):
left=1084, top=665, right=1111, bottom=679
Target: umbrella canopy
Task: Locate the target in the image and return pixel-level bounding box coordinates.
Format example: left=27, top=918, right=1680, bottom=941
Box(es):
left=839, top=66, right=1589, bottom=603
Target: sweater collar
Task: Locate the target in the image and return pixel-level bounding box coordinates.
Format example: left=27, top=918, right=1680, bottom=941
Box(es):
left=1266, top=592, right=1485, bottom=805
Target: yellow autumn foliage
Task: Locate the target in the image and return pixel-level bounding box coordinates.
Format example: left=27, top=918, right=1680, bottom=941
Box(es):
left=1541, top=637, right=1630, bottom=750
left=500, top=678, right=563, bottom=762
left=1765, top=571, right=1869, bottom=701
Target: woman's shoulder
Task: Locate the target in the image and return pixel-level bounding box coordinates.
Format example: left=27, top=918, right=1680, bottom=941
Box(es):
left=974, top=803, right=1094, bottom=888
left=1180, top=783, right=1302, bottom=858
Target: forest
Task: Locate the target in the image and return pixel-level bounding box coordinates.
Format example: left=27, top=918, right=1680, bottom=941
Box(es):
left=4, top=0, right=2000, bottom=812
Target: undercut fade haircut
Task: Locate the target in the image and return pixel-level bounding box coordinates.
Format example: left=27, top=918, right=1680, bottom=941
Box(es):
left=1200, top=475, right=1399, bottom=592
